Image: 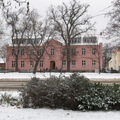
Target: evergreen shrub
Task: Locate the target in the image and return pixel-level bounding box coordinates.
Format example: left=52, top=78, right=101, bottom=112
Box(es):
left=21, top=73, right=89, bottom=109
left=21, top=73, right=120, bottom=111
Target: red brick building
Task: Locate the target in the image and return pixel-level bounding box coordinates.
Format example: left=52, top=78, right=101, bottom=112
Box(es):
left=5, top=37, right=103, bottom=72
left=0, top=58, right=5, bottom=70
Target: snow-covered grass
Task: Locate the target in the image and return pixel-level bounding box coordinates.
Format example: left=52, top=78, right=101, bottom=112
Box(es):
left=0, top=91, right=20, bottom=99
left=0, top=106, right=120, bottom=120
left=0, top=72, right=120, bottom=80
left=0, top=90, right=120, bottom=120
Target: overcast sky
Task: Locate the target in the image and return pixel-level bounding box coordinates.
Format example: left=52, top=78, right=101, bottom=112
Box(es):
left=28, top=0, right=113, bottom=35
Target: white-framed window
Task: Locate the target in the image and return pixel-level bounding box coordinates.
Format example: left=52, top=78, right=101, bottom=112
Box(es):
left=92, top=60, right=96, bottom=67
left=21, top=49, right=24, bottom=56
left=72, top=60, right=76, bottom=67
left=82, top=48, right=86, bottom=55
left=92, top=48, right=96, bottom=55
left=21, top=61, right=24, bottom=68
left=30, top=61, right=34, bottom=68
left=12, top=61, right=16, bottom=68
left=82, top=60, right=86, bottom=67
left=62, top=60, right=66, bottom=67
left=40, top=61, right=43, bottom=67
left=12, top=49, right=15, bottom=56
left=51, top=49, right=54, bottom=55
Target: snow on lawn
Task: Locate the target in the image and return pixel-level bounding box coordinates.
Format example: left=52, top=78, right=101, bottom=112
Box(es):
left=0, top=91, right=20, bottom=99
left=0, top=72, right=120, bottom=80
left=0, top=106, right=120, bottom=120
left=0, top=91, right=120, bottom=120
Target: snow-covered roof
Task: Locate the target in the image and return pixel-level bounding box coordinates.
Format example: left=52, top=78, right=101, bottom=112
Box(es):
left=0, top=58, right=5, bottom=63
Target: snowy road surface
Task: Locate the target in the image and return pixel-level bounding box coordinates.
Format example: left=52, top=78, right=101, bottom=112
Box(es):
left=0, top=106, right=120, bottom=120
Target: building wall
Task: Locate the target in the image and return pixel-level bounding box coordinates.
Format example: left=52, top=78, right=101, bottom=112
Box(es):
left=118, top=48, right=120, bottom=70
left=5, top=40, right=103, bottom=72
left=108, top=47, right=120, bottom=71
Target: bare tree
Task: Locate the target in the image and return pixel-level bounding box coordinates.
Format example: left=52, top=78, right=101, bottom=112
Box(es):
left=103, top=44, right=112, bottom=70
left=49, top=0, right=94, bottom=71
left=24, top=10, right=55, bottom=74
left=0, top=0, right=27, bottom=8
left=0, top=44, right=6, bottom=62
left=104, top=0, right=120, bottom=43
left=5, top=8, right=29, bottom=71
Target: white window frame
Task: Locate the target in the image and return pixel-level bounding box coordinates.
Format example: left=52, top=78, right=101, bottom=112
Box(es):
left=72, top=60, right=76, bottom=67
left=82, top=60, right=86, bottom=67
left=21, top=61, right=24, bottom=68
left=82, top=48, right=86, bottom=55
left=40, top=61, right=43, bottom=67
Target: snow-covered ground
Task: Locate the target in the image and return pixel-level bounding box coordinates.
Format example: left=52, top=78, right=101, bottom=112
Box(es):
left=0, top=90, right=120, bottom=120
left=0, top=106, right=120, bottom=120
left=0, top=72, right=120, bottom=80
left=0, top=91, right=20, bottom=99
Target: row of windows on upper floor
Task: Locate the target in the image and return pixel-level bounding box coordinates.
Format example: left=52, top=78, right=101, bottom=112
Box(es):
left=62, top=48, right=97, bottom=56
left=71, top=37, right=97, bottom=44
left=12, top=60, right=96, bottom=68
left=12, top=48, right=97, bottom=56
left=12, top=37, right=97, bottom=45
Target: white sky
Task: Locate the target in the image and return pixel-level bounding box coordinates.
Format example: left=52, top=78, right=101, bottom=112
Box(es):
left=1, top=0, right=113, bottom=45
left=28, top=0, right=113, bottom=34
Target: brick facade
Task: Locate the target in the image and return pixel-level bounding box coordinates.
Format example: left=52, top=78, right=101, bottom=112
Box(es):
left=5, top=39, right=103, bottom=72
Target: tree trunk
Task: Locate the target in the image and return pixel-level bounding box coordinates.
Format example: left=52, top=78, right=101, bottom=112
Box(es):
left=98, top=45, right=101, bottom=74
left=66, top=46, right=71, bottom=72
left=15, top=55, right=18, bottom=72
left=33, top=58, right=40, bottom=74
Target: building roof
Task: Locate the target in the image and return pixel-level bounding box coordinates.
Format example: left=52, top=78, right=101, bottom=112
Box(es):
left=0, top=58, right=5, bottom=63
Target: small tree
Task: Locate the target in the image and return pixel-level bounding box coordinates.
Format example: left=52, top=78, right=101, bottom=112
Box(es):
left=49, top=0, right=94, bottom=72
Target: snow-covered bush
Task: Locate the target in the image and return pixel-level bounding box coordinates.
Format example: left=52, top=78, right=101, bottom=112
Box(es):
left=21, top=73, right=120, bottom=111
left=21, top=73, right=90, bottom=109
left=0, top=93, right=21, bottom=107
left=76, top=83, right=120, bottom=111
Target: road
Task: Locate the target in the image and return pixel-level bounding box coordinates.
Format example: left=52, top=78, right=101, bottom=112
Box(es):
left=0, top=78, right=120, bottom=90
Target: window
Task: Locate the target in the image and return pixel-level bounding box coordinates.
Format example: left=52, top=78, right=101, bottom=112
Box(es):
left=12, top=61, right=16, bottom=68
left=72, top=37, right=81, bottom=43
left=92, top=60, right=96, bottom=67
left=72, top=48, right=76, bottom=55
left=21, top=61, right=24, bottom=68
left=82, top=60, right=86, bottom=67
left=92, top=48, right=96, bottom=55
left=82, top=48, right=86, bottom=55
left=40, top=61, right=43, bottom=67
left=30, top=61, right=34, bottom=68
left=72, top=60, right=76, bottom=67
left=21, top=49, right=24, bottom=56
left=62, top=48, right=66, bottom=56
left=12, top=49, right=15, bottom=56
left=83, top=37, right=87, bottom=43
left=62, top=60, right=66, bottom=67
left=77, top=37, right=81, bottom=43
left=51, top=49, right=54, bottom=55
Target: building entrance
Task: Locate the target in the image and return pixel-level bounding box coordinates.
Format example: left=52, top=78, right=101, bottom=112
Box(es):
left=50, top=61, right=55, bottom=70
